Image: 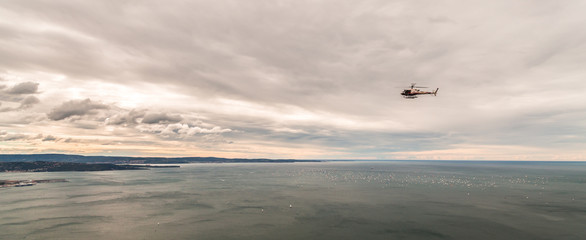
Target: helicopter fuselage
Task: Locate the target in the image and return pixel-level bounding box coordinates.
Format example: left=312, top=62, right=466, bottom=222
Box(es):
left=401, top=88, right=439, bottom=98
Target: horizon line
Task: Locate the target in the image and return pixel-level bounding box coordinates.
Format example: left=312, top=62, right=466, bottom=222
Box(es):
left=1, top=153, right=585, bottom=162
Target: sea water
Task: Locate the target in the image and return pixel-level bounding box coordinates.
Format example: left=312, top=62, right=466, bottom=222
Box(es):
left=1, top=161, right=585, bottom=239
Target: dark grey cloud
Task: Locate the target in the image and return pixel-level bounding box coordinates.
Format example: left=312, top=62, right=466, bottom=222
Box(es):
left=0, top=96, right=40, bottom=112
left=42, top=135, right=58, bottom=141
left=1, top=82, right=37, bottom=96
left=0, top=80, right=42, bottom=112
left=6, top=82, right=39, bottom=94
left=141, top=112, right=183, bottom=124
left=47, top=98, right=109, bottom=121
left=0, top=132, right=29, bottom=141
left=19, top=96, right=40, bottom=109
left=106, top=109, right=146, bottom=125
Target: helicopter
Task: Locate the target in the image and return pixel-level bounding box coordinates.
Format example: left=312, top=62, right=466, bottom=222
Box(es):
left=401, top=83, right=439, bottom=99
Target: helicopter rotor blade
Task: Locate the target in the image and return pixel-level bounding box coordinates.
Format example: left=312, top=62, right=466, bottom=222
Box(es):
left=409, top=83, right=429, bottom=88
left=398, top=83, right=430, bottom=89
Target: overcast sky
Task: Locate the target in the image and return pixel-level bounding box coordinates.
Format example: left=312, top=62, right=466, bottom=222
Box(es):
left=1, top=0, right=585, bottom=160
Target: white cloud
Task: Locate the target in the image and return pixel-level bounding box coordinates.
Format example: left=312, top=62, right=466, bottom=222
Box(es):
left=138, top=122, right=231, bottom=138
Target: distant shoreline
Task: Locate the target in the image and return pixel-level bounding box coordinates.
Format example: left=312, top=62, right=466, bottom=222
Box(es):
left=0, top=161, right=152, bottom=172
left=0, top=154, right=323, bottom=164
left=1, top=154, right=584, bottom=165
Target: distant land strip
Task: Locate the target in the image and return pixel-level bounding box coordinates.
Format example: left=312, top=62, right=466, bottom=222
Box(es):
left=0, top=161, right=148, bottom=172
left=0, top=154, right=323, bottom=164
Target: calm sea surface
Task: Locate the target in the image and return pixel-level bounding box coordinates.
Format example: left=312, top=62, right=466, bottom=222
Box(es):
left=1, top=161, right=585, bottom=240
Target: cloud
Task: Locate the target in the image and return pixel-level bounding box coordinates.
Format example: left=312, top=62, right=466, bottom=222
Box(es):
left=42, top=135, right=58, bottom=141
left=0, top=133, right=29, bottom=141
left=0, top=96, right=40, bottom=112
left=63, top=119, right=103, bottom=130
left=141, top=112, right=183, bottom=124
left=5, top=81, right=39, bottom=94
left=106, top=109, right=146, bottom=125
left=0, top=132, right=60, bottom=142
left=138, top=122, right=231, bottom=138
left=0, top=80, right=41, bottom=112
left=47, top=98, right=109, bottom=120
left=19, top=96, right=40, bottom=109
